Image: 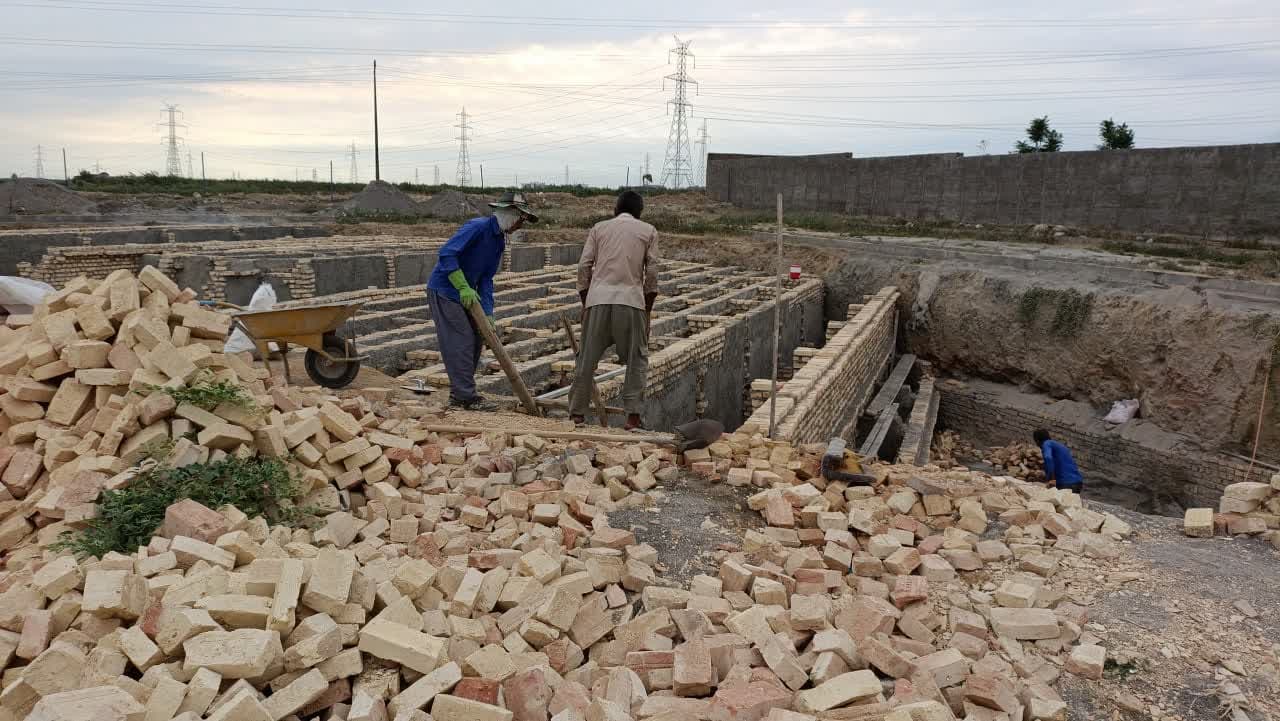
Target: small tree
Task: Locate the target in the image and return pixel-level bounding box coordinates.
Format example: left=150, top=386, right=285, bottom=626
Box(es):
left=1098, top=118, right=1135, bottom=150
left=1015, top=116, right=1063, bottom=153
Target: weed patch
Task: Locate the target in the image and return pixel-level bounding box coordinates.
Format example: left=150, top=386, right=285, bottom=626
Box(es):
left=54, top=455, right=308, bottom=558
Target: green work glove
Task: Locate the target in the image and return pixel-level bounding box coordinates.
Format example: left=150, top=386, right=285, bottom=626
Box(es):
left=486, top=315, right=497, bottom=332
left=447, top=269, right=480, bottom=309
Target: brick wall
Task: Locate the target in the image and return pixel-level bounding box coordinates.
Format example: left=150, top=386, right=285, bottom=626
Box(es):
left=708, top=143, right=1280, bottom=238
left=938, top=386, right=1273, bottom=507
left=747, top=286, right=899, bottom=443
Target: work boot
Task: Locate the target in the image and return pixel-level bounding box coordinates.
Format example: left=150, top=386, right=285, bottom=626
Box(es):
left=450, top=395, right=498, bottom=412
left=570, top=414, right=586, bottom=426
left=624, top=414, right=644, bottom=431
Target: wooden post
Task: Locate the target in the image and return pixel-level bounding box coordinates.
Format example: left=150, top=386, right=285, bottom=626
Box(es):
left=465, top=302, right=540, bottom=416
left=768, top=193, right=783, bottom=439
left=560, top=313, right=609, bottom=427
left=422, top=423, right=675, bottom=446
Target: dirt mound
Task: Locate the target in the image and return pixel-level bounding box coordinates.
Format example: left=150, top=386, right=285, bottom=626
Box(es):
left=0, top=177, right=98, bottom=215
left=340, top=179, right=421, bottom=214
left=419, top=189, right=490, bottom=221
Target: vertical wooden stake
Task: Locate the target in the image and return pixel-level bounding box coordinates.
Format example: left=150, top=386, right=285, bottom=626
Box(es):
left=769, top=193, right=783, bottom=439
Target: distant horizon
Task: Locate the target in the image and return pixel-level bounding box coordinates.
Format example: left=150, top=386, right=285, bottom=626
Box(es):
left=4, top=2, right=1278, bottom=187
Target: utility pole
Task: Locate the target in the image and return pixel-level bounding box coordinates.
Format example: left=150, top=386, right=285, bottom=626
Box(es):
left=626, top=166, right=630, bottom=187
left=694, top=119, right=710, bottom=187
left=159, top=104, right=185, bottom=176
left=61, top=148, right=68, bottom=185
left=200, top=152, right=206, bottom=185
left=348, top=142, right=359, bottom=184
left=479, top=164, right=484, bottom=189
left=34, top=145, right=45, bottom=178
left=372, top=60, right=381, bottom=182
left=329, top=160, right=334, bottom=201
left=455, top=107, right=472, bottom=186
left=659, top=36, right=697, bottom=189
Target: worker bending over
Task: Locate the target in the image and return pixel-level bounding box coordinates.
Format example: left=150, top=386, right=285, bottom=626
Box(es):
left=1034, top=428, right=1084, bottom=492
left=570, top=190, right=659, bottom=430
left=426, top=191, right=539, bottom=411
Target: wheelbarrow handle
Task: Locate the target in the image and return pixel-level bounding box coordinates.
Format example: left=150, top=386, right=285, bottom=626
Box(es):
left=198, top=300, right=245, bottom=311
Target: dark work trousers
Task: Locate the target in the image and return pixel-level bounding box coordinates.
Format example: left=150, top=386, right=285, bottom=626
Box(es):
left=569, top=303, right=649, bottom=418
left=428, top=289, right=482, bottom=402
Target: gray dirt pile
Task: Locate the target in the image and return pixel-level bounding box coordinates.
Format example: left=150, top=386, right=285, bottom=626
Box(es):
left=419, top=189, right=490, bottom=221
left=341, top=180, right=421, bottom=214
left=0, top=177, right=98, bottom=215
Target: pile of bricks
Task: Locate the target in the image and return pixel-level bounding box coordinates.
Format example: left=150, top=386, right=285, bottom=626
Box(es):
left=1183, top=476, right=1280, bottom=546
left=0, top=271, right=1147, bottom=721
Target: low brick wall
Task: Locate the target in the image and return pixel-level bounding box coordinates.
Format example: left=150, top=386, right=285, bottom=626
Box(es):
left=748, top=286, right=899, bottom=443
left=938, top=383, right=1273, bottom=507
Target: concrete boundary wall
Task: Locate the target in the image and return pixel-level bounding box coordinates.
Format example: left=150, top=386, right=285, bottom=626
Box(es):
left=748, top=286, right=899, bottom=443
left=709, top=143, right=1280, bottom=237
left=937, top=383, right=1273, bottom=508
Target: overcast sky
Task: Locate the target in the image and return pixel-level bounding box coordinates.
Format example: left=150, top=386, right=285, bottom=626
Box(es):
left=2, top=1, right=1278, bottom=187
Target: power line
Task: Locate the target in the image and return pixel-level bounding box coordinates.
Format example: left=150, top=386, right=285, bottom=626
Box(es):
left=455, top=107, right=472, bottom=187
left=9, top=2, right=1275, bottom=29
left=659, top=36, right=696, bottom=189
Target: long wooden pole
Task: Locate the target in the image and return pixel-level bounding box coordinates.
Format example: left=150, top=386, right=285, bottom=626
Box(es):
left=768, top=193, right=783, bottom=439
left=560, top=313, right=609, bottom=426
left=465, top=303, right=540, bottom=416
left=422, top=423, right=675, bottom=445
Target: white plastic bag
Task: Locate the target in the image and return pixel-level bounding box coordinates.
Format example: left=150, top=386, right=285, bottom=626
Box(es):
left=0, top=276, right=54, bottom=315
left=224, top=282, right=278, bottom=355
left=1103, top=399, right=1140, bottom=424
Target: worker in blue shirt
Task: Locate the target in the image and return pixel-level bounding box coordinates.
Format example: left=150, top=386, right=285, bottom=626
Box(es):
left=1034, top=429, right=1084, bottom=492
left=426, top=191, right=539, bottom=410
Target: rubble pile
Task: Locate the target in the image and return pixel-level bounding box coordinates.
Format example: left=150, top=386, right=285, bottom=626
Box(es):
left=0, top=270, right=1145, bottom=721
left=930, top=433, right=1044, bottom=485
left=1184, top=476, right=1280, bottom=547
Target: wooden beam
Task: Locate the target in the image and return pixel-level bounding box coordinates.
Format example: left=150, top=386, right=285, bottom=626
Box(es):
left=465, top=302, right=540, bottom=416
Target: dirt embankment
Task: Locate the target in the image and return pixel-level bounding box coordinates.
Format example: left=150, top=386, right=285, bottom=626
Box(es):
left=657, top=232, right=1279, bottom=454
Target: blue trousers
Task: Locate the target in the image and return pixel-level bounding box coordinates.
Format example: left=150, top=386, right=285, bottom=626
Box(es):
left=428, top=289, right=482, bottom=402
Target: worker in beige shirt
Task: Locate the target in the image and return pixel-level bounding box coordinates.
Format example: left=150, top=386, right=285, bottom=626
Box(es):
left=571, top=190, right=659, bottom=430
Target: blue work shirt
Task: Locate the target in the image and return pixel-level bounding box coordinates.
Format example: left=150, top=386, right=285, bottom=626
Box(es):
left=1040, top=439, right=1083, bottom=488
left=426, top=215, right=505, bottom=315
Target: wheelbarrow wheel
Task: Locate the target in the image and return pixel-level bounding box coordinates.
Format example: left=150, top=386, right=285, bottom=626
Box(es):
left=304, top=334, right=360, bottom=389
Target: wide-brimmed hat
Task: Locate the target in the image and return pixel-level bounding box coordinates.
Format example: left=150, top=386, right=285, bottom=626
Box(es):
left=488, top=191, right=539, bottom=222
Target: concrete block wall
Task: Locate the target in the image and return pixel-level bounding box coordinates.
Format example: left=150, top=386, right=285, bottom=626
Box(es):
left=0, top=224, right=327, bottom=275
left=937, top=387, right=1273, bottom=507
left=709, top=142, right=1280, bottom=237
left=748, top=286, right=899, bottom=443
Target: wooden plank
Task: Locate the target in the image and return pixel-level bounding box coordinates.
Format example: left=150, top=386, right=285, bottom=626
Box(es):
left=464, top=303, right=540, bottom=416
left=865, top=353, right=916, bottom=418
left=858, top=401, right=901, bottom=460
left=422, top=423, right=676, bottom=446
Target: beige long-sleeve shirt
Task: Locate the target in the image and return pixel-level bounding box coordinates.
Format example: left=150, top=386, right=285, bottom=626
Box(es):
left=577, top=212, right=659, bottom=310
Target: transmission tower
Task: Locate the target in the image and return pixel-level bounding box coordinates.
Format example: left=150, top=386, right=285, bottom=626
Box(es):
left=455, top=108, right=472, bottom=187
left=186, top=151, right=194, bottom=178
left=348, top=143, right=359, bottom=184
left=34, top=145, right=45, bottom=178
left=659, top=36, right=697, bottom=189
left=564, top=165, right=569, bottom=185
left=433, top=165, right=440, bottom=185
left=159, top=104, right=185, bottom=176
left=694, top=119, right=710, bottom=187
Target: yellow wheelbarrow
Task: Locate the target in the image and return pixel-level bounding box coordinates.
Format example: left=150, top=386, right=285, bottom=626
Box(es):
left=207, top=300, right=366, bottom=388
